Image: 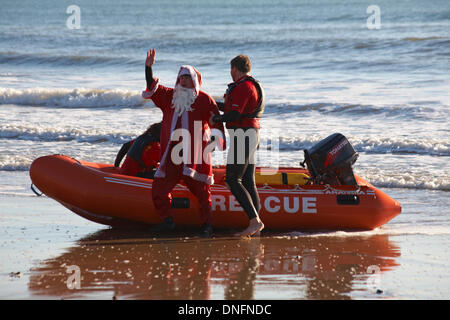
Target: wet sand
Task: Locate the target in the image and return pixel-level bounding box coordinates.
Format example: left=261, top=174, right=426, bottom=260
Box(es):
left=1, top=192, right=449, bottom=300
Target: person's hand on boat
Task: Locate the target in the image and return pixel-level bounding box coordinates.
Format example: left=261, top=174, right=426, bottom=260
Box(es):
left=146, top=49, right=155, bottom=67
left=209, top=111, right=223, bottom=125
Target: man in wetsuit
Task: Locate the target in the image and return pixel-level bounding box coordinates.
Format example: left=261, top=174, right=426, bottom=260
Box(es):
left=114, top=122, right=162, bottom=178
left=211, top=54, right=265, bottom=237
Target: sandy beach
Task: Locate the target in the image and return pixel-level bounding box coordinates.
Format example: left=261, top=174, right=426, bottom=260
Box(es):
left=1, top=175, right=449, bottom=300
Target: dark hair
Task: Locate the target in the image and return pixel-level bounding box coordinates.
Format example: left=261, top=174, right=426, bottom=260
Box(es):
left=230, top=54, right=251, bottom=73
left=144, top=122, right=162, bottom=141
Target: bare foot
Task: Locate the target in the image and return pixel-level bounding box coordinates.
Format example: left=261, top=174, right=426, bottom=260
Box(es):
left=235, top=218, right=264, bottom=237
left=252, top=230, right=261, bottom=237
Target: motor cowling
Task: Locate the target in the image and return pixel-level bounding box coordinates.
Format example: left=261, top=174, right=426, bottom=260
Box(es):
left=303, top=133, right=358, bottom=185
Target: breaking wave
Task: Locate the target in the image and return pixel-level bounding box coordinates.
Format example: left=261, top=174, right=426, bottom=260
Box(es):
left=2, top=88, right=447, bottom=123
left=2, top=123, right=448, bottom=157
left=0, top=87, right=146, bottom=108
left=277, top=136, right=449, bottom=157
left=0, top=125, right=131, bottom=144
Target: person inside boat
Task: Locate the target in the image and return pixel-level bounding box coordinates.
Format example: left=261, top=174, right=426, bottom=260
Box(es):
left=114, top=122, right=162, bottom=179
left=211, top=54, right=265, bottom=237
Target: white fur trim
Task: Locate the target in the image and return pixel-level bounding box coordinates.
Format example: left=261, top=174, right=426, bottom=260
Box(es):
left=154, top=110, right=180, bottom=179
left=183, top=166, right=214, bottom=185
left=142, top=79, right=160, bottom=99
left=177, top=65, right=200, bottom=95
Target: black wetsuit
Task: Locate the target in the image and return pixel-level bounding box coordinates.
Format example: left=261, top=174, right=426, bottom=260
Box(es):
left=212, top=77, right=265, bottom=220
left=225, top=128, right=260, bottom=219
left=145, top=65, right=155, bottom=90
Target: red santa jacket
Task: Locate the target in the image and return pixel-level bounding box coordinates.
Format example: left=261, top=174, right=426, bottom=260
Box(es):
left=142, top=66, right=225, bottom=185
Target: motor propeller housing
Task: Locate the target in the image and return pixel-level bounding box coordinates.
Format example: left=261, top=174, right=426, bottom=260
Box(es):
left=303, top=133, right=359, bottom=186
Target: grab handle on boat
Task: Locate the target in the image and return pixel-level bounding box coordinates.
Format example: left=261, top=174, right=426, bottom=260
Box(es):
left=30, top=183, right=43, bottom=197
left=337, top=194, right=360, bottom=205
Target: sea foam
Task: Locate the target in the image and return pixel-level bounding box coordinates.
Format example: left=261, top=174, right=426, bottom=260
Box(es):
left=0, top=87, right=146, bottom=108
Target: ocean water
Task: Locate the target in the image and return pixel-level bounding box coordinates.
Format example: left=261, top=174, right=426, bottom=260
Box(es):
left=0, top=0, right=449, bottom=299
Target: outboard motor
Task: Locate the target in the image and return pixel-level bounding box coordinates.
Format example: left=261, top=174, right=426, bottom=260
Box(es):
left=303, top=133, right=358, bottom=185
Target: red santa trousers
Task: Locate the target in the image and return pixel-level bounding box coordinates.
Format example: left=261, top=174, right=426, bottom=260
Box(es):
left=151, top=146, right=212, bottom=225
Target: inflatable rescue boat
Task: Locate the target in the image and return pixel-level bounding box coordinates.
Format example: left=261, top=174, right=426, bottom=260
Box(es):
left=29, top=133, right=401, bottom=230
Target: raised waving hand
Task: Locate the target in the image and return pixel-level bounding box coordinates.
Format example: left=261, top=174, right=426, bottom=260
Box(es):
left=146, top=49, right=156, bottom=67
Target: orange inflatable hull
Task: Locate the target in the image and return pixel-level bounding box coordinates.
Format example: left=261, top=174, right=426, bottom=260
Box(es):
left=29, top=155, right=401, bottom=230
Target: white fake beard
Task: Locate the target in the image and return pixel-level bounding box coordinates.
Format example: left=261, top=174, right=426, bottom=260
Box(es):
left=171, top=84, right=197, bottom=116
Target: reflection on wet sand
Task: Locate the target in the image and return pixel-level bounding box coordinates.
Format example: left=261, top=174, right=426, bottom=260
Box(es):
left=29, top=229, right=400, bottom=299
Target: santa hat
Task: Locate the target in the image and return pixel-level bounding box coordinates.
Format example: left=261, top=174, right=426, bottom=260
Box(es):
left=175, top=65, right=202, bottom=95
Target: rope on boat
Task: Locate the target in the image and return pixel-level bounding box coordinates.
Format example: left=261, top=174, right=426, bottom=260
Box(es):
left=30, top=183, right=43, bottom=196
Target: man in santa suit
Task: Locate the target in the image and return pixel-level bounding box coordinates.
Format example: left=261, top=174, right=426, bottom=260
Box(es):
left=142, top=49, right=225, bottom=237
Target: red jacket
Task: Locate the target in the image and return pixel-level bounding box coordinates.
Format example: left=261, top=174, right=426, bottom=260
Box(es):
left=142, top=79, right=225, bottom=185
left=119, top=140, right=161, bottom=176
left=224, top=76, right=260, bottom=129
